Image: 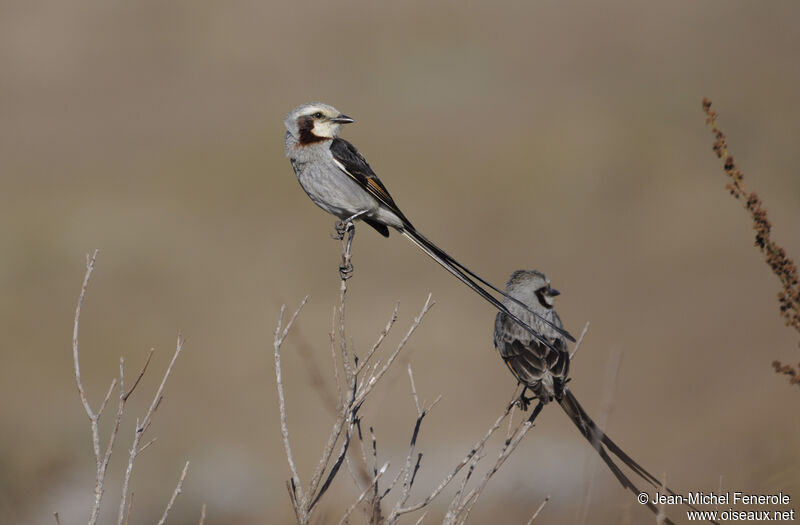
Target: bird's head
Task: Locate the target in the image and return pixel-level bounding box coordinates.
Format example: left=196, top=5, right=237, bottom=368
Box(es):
left=285, top=102, right=354, bottom=144
left=506, top=269, right=561, bottom=309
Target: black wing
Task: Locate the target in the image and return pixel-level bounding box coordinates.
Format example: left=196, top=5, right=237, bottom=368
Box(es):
left=494, top=311, right=570, bottom=399
left=329, top=138, right=414, bottom=228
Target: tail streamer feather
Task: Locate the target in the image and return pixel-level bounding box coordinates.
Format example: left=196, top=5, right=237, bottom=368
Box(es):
left=558, top=389, right=716, bottom=524
left=402, top=228, right=574, bottom=344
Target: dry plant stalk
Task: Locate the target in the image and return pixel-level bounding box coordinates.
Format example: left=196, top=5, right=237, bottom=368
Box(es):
left=272, top=223, right=436, bottom=524
left=273, top=224, right=553, bottom=524
left=69, top=250, right=190, bottom=524
left=702, top=99, right=800, bottom=386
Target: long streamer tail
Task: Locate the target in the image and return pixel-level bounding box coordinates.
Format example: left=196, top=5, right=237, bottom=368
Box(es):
left=557, top=389, right=717, bottom=525
left=401, top=227, right=574, bottom=344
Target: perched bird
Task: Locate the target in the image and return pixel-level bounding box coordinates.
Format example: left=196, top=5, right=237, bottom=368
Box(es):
left=493, top=270, right=713, bottom=525
left=284, top=102, right=573, bottom=347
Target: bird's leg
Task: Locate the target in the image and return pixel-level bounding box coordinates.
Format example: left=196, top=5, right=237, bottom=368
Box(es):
left=510, top=385, right=535, bottom=411
left=333, top=210, right=368, bottom=240
left=526, top=400, right=544, bottom=423
left=339, top=222, right=356, bottom=280
left=334, top=221, right=348, bottom=240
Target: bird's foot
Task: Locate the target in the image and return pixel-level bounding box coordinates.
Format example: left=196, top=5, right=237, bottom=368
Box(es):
left=339, top=261, right=354, bottom=280
left=333, top=220, right=353, bottom=240
left=513, top=393, right=536, bottom=411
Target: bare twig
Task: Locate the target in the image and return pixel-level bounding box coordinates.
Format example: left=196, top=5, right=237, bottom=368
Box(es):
left=306, top=294, right=434, bottom=517
left=526, top=495, right=550, bottom=524
left=273, top=228, right=441, bottom=524
left=386, top=371, right=442, bottom=524
left=368, top=426, right=382, bottom=523
left=124, top=491, right=135, bottom=525
left=569, top=321, right=591, bottom=360
left=407, top=365, right=422, bottom=416
left=393, top=390, right=520, bottom=519
left=273, top=299, right=310, bottom=519
left=330, top=306, right=344, bottom=409
left=338, top=225, right=355, bottom=387
left=70, top=252, right=191, bottom=525
left=72, top=250, right=113, bottom=525
left=123, top=348, right=154, bottom=401
left=118, top=333, right=186, bottom=525
left=156, top=461, right=190, bottom=525
left=354, top=294, right=434, bottom=408
left=73, top=250, right=99, bottom=420
left=198, top=503, right=207, bottom=525
left=354, top=304, right=400, bottom=377
left=337, top=462, right=389, bottom=525
left=456, top=410, right=537, bottom=522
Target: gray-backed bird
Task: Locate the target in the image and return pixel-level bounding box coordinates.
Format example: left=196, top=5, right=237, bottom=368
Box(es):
left=493, top=269, right=715, bottom=525
left=284, top=102, right=574, bottom=348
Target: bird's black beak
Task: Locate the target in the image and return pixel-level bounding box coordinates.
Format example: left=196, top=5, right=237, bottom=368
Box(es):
left=332, top=114, right=354, bottom=124
left=548, top=288, right=560, bottom=297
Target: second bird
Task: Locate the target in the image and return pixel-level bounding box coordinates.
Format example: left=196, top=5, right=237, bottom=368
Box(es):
left=283, top=102, right=573, bottom=346
left=494, top=269, right=713, bottom=525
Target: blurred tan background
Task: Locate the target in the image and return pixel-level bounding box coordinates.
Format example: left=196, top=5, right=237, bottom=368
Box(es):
left=2, top=1, right=800, bottom=523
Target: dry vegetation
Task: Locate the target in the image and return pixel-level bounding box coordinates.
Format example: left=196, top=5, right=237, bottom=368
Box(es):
left=64, top=250, right=198, bottom=525
left=702, top=99, right=800, bottom=387
left=271, top=225, right=550, bottom=524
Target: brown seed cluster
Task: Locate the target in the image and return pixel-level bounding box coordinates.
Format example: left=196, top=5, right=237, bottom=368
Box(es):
left=702, top=98, right=800, bottom=386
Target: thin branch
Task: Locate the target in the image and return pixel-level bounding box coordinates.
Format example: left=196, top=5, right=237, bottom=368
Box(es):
left=72, top=250, right=110, bottom=525
left=198, top=503, right=207, bottom=525
left=73, top=249, right=99, bottom=420
left=526, top=495, right=550, bottom=524
left=118, top=334, right=186, bottom=525
left=97, top=378, right=117, bottom=417
left=156, top=461, right=190, bottom=525
left=307, top=383, right=356, bottom=512
left=277, top=297, right=311, bottom=347
left=444, top=460, right=479, bottom=524
left=273, top=299, right=309, bottom=516
left=307, top=294, right=433, bottom=515
left=506, top=385, right=522, bottom=440
left=569, top=321, right=591, bottom=360
left=396, top=395, right=442, bottom=513
left=392, top=390, right=519, bottom=519
left=136, top=437, right=158, bottom=456
left=70, top=252, right=191, bottom=525
left=124, top=491, right=135, bottom=525
left=338, top=226, right=355, bottom=388
left=407, top=365, right=422, bottom=416
left=337, top=462, right=389, bottom=525
left=311, top=428, right=352, bottom=510
left=457, top=413, right=537, bottom=523
left=330, top=306, right=343, bottom=409
left=354, top=294, right=434, bottom=408
left=368, top=426, right=382, bottom=522
left=354, top=304, right=400, bottom=377
left=123, top=348, right=154, bottom=401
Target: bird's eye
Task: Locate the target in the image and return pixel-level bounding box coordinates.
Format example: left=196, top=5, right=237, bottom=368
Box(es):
left=313, top=112, right=323, bottom=119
